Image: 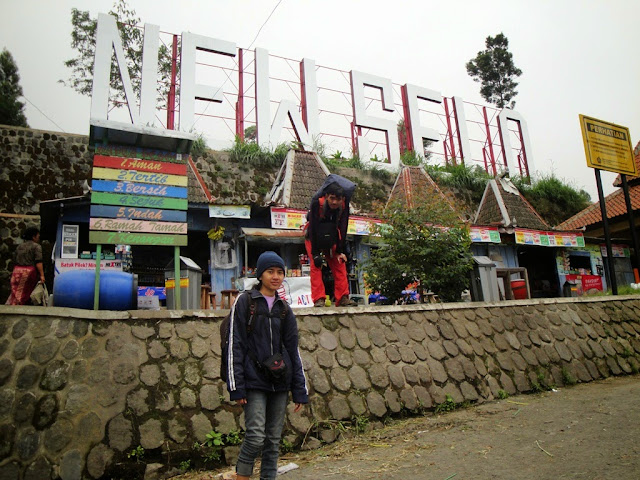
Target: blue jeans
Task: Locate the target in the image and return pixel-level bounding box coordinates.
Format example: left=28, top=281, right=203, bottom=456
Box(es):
left=236, top=389, right=289, bottom=480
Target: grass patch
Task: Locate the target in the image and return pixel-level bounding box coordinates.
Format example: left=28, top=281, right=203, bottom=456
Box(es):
left=434, top=394, right=457, bottom=414
left=225, top=136, right=288, bottom=168
left=562, top=367, right=577, bottom=386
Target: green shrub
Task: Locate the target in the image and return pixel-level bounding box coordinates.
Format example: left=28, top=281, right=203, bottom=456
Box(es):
left=512, top=173, right=591, bottom=226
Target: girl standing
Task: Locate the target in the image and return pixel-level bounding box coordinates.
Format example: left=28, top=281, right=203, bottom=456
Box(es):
left=226, top=251, right=308, bottom=480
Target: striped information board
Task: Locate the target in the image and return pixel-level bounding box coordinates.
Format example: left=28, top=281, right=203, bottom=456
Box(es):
left=92, top=167, right=188, bottom=187
left=91, top=192, right=188, bottom=210
left=90, top=218, right=188, bottom=234
left=93, top=154, right=187, bottom=175
left=90, top=205, right=187, bottom=222
left=90, top=231, right=188, bottom=246
left=92, top=179, right=187, bottom=198
left=90, top=149, right=189, bottom=247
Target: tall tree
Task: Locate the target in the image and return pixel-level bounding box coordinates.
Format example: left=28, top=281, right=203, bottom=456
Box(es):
left=61, top=0, right=175, bottom=108
left=466, top=33, right=522, bottom=109
left=0, top=49, right=29, bottom=127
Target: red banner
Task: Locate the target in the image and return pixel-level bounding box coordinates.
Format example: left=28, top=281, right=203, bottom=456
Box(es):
left=566, top=274, right=603, bottom=292
left=93, top=155, right=187, bottom=175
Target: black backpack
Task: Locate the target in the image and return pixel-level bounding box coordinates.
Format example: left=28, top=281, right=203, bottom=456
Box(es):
left=219, top=293, right=288, bottom=383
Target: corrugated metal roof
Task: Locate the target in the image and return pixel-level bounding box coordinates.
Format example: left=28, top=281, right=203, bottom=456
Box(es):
left=240, top=227, right=304, bottom=244
left=240, top=227, right=304, bottom=238
left=556, top=184, right=640, bottom=230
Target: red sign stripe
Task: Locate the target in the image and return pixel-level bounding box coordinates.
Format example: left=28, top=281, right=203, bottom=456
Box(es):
left=93, top=155, right=187, bottom=175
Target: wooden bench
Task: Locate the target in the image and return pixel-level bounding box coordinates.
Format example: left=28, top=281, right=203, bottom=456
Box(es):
left=208, top=292, right=217, bottom=310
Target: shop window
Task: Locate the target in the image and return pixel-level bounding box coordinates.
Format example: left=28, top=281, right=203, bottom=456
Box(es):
left=568, top=254, right=591, bottom=274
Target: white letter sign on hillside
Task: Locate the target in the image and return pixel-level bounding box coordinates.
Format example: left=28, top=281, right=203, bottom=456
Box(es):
left=179, top=32, right=236, bottom=132
left=91, top=14, right=159, bottom=125
left=498, top=109, right=534, bottom=175
left=255, top=49, right=317, bottom=148
left=90, top=14, right=533, bottom=173
left=350, top=71, right=400, bottom=170
left=402, top=84, right=443, bottom=156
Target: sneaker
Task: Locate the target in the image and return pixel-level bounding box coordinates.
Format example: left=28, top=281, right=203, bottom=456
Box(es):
left=336, top=296, right=357, bottom=307
left=314, top=299, right=326, bottom=307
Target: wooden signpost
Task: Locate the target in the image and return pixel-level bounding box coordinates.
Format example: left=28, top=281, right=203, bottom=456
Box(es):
left=89, top=144, right=190, bottom=309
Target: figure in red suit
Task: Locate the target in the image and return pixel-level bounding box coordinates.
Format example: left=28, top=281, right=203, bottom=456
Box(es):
left=305, top=175, right=357, bottom=307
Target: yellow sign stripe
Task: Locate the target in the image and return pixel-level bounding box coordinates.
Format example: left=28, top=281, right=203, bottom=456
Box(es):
left=92, top=167, right=188, bottom=186
left=165, top=278, right=189, bottom=288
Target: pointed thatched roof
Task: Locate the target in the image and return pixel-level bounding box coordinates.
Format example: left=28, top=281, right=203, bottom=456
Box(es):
left=474, top=176, right=550, bottom=230
left=264, top=150, right=331, bottom=209
left=388, top=165, right=457, bottom=214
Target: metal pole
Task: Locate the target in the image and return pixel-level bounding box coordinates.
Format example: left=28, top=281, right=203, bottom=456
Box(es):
left=400, top=85, right=413, bottom=153
left=167, top=34, right=178, bottom=130
left=174, top=246, right=181, bottom=310
left=621, top=174, right=640, bottom=280
left=451, top=97, right=464, bottom=165
left=482, top=107, right=497, bottom=176
left=237, top=48, right=244, bottom=140
left=443, top=98, right=457, bottom=164
left=595, top=169, right=617, bottom=294
left=93, top=244, right=102, bottom=310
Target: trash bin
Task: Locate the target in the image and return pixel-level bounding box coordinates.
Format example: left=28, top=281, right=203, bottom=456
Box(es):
left=471, top=256, right=499, bottom=302
left=165, top=256, right=203, bottom=309
left=563, top=280, right=579, bottom=297
left=511, top=279, right=527, bottom=299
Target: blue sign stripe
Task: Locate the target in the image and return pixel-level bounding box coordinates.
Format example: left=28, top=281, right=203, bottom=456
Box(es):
left=92, top=179, right=187, bottom=198
left=90, top=205, right=187, bottom=222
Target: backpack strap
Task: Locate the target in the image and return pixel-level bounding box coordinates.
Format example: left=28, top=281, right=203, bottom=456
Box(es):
left=246, top=295, right=257, bottom=335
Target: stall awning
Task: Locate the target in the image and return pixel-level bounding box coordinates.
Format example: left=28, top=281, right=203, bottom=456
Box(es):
left=240, top=227, right=304, bottom=244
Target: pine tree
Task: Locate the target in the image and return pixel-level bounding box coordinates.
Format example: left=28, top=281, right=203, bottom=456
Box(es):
left=466, top=33, right=522, bottom=109
left=0, top=49, right=29, bottom=127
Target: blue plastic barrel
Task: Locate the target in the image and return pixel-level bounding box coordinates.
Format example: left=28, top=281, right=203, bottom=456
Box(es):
left=53, top=271, right=137, bottom=310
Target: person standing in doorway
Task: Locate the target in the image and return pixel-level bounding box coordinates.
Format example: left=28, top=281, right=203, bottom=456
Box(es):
left=226, top=251, right=308, bottom=480
left=6, top=226, right=45, bottom=305
left=305, top=175, right=357, bottom=307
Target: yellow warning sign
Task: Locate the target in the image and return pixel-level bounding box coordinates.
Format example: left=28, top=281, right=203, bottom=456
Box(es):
left=579, top=115, right=636, bottom=176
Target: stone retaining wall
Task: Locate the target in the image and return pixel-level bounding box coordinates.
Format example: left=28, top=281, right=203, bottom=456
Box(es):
left=0, top=125, right=92, bottom=303
left=1, top=297, right=640, bottom=479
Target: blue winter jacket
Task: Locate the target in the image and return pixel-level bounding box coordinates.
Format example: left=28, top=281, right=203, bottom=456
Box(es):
left=226, top=288, right=309, bottom=404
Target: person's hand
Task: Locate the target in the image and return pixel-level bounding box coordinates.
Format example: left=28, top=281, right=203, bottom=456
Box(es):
left=237, top=398, right=247, bottom=406
left=313, top=255, right=323, bottom=268
left=294, top=403, right=303, bottom=413
left=338, top=253, right=347, bottom=263
left=40, top=276, right=45, bottom=284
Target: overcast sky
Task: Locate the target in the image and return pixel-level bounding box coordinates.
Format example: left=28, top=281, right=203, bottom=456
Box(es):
left=2, top=0, right=639, bottom=201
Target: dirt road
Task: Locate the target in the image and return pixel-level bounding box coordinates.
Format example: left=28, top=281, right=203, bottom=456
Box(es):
left=179, top=375, right=640, bottom=480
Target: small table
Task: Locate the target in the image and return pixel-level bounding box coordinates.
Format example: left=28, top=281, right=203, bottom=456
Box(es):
left=220, top=289, right=239, bottom=309
left=496, top=267, right=530, bottom=300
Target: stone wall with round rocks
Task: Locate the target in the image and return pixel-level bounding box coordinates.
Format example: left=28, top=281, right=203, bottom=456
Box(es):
left=1, top=296, right=640, bottom=479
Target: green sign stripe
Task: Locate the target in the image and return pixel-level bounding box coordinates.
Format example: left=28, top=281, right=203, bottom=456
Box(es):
left=90, top=231, right=187, bottom=246
left=91, top=192, right=188, bottom=210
